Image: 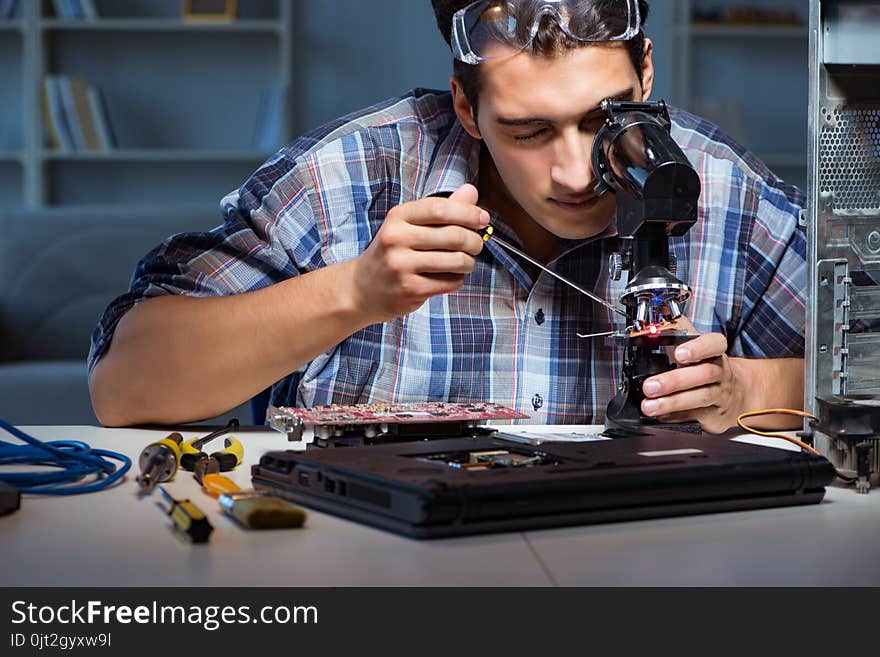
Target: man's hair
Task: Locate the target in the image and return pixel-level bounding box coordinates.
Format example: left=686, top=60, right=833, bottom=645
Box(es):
left=431, top=0, right=651, bottom=116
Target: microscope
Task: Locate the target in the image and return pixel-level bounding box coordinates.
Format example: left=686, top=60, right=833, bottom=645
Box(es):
left=590, top=100, right=702, bottom=435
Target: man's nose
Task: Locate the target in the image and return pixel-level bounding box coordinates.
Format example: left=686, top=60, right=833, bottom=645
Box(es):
left=550, top=132, right=595, bottom=192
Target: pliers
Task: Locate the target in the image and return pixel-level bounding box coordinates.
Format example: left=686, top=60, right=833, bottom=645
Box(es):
left=180, top=419, right=244, bottom=483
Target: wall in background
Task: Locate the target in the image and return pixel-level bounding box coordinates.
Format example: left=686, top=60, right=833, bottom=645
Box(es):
left=1, top=0, right=807, bottom=205
left=290, top=0, right=807, bottom=189
left=290, top=0, right=808, bottom=189
left=293, top=0, right=674, bottom=135
left=669, top=0, right=809, bottom=190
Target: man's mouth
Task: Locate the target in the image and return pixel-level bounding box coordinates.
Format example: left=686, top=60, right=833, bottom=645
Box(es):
left=549, top=195, right=600, bottom=211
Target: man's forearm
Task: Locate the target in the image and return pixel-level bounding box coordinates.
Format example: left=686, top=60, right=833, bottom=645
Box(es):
left=730, top=356, right=805, bottom=429
left=90, top=260, right=367, bottom=426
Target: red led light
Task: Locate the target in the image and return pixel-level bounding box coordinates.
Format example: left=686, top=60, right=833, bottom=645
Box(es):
left=649, top=325, right=658, bottom=334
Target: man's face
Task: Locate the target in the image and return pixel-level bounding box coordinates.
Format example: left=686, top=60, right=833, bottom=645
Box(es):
left=455, top=41, right=653, bottom=241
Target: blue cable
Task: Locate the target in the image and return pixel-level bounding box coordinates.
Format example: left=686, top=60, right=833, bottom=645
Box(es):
left=0, top=419, right=131, bottom=495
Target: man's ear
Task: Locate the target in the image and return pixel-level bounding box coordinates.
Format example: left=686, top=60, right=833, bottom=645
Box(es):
left=450, top=76, right=482, bottom=140
left=639, top=38, right=655, bottom=101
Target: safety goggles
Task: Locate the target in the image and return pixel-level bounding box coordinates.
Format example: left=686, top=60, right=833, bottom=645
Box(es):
left=451, top=0, right=642, bottom=64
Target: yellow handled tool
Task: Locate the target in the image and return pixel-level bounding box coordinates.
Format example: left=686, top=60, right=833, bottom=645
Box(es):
left=181, top=420, right=244, bottom=483
left=201, top=473, right=242, bottom=498
left=136, top=433, right=183, bottom=494
left=157, top=485, right=213, bottom=543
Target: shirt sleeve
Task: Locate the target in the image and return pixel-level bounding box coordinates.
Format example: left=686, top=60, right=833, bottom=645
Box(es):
left=729, top=180, right=807, bottom=359
left=87, top=151, right=320, bottom=373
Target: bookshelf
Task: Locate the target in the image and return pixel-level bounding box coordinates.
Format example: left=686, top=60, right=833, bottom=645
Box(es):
left=1, top=0, right=293, bottom=208
left=0, top=2, right=22, bottom=206
left=669, top=0, right=809, bottom=190
left=40, top=18, right=283, bottom=32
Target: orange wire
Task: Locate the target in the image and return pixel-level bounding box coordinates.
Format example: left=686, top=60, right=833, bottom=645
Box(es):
left=736, top=408, right=857, bottom=482
left=736, top=408, right=821, bottom=456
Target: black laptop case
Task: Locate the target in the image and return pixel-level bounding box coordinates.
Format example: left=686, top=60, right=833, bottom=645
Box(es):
left=251, top=427, right=836, bottom=538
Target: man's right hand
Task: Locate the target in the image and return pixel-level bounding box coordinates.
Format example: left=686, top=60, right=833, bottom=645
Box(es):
left=348, top=183, right=489, bottom=323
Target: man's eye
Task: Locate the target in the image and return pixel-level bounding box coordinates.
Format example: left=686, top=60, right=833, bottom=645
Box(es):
left=514, top=128, right=548, bottom=143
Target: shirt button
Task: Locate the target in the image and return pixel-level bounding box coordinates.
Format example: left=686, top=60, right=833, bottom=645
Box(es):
left=532, top=393, right=544, bottom=411
left=534, top=309, right=545, bottom=325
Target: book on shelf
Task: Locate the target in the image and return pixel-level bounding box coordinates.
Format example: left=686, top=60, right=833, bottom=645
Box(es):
left=183, top=0, right=239, bottom=23
left=253, top=85, right=284, bottom=152
left=86, top=87, right=116, bottom=151
left=51, top=0, right=98, bottom=20
left=57, top=76, right=86, bottom=150
left=51, top=0, right=79, bottom=19
left=42, top=74, right=116, bottom=153
left=79, top=0, right=98, bottom=20
left=42, top=76, right=75, bottom=152
left=58, top=76, right=100, bottom=150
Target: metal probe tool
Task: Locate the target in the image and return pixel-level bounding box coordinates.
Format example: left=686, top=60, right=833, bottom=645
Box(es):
left=481, top=226, right=626, bottom=318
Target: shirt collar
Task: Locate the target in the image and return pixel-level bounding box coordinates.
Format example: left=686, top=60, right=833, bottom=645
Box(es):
left=422, top=120, right=481, bottom=197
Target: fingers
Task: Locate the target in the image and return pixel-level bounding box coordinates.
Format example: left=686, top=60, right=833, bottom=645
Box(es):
left=406, top=224, right=486, bottom=256
left=412, top=250, right=477, bottom=275
left=354, top=184, right=487, bottom=321
left=377, top=223, right=483, bottom=277
left=642, top=383, right=720, bottom=418
left=642, top=360, right=725, bottom=399
left=673, top=315, right=700, bottom=335
left=376, top=185, right=487, bottom=277
left=448, top=182, right=479, bottom=205
left=420, top=272, right=467, bottom=295
left=385, top=249, right=475, bottom=275
left=637, top=323, right=741, bottom=434
left=671, top=332, right=727, bottom=365
left=386, top=272, right=467, bottom=301
left=396, top=189, right=489, bottom=229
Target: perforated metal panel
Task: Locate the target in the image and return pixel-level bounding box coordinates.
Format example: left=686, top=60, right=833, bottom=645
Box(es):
left=806, top=1, right=880, bottom=488
left=819, top=107, right=880, bottom=212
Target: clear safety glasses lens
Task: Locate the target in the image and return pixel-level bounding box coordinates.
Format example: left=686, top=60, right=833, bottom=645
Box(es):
left=451, top=0, right=641, bottom=64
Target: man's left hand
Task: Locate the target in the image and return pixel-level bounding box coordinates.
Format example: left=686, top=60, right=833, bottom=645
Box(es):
left=639, top=317, right=748, bottom=434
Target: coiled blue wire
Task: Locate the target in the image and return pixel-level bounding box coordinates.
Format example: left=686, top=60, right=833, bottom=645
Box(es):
left=0, top=419, right=131, bottom=495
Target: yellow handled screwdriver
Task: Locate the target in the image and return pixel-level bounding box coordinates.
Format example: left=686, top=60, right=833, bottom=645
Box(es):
left=157, top=485, right=214, bottom=543
left=136, top=433, right=183, bottom=494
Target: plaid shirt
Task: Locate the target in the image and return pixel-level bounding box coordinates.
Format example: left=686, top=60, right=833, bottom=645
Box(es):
left=89, top=89, right=806, bottom=424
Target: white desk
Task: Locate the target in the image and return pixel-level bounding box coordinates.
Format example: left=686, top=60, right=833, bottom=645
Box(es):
left=2, top=425, right=879, bottom=587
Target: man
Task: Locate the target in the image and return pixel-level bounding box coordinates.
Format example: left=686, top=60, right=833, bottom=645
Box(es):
left=89, top=0, right=806, bottom=432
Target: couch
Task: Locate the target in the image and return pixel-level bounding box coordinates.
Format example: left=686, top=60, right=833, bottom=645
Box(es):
left=0, top=206, right=253, bottom=426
